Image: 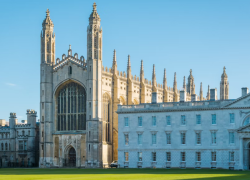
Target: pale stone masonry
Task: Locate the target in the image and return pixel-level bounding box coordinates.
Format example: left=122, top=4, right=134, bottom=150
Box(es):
left=0, top=110, right=39, bottom=167
left=38, top=3, right=231, bottom=168
left=117, top=89, right=250, bottom=170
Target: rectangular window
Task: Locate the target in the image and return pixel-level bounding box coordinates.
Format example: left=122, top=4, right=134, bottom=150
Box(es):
left=181, top=132, right=186, bottom=145
left=229, top=132, right=235, bottom=144
left=211, top=152, right=216, bottom=161
left=229, top=152, right=234, bottom=162
left=196, top=115, right=201, bottom=124
left=138, top=134, right=142, bottom=145
left=24, top=141, right=27, bottom=150
left=196, top=132, right=201, bottom=145
left=138, top=152, right=142, bottom=161
left=152, top=152, right=156, bottom=161
left=166, top=116, right=171, bottom=125
left=212, top=114, right=216, bottom=124
left=181, top=115, right=186, bottom=125
left=181, top=152, right=186, bottom=162
left=152, top=134, right=157, bottom=144
left=19, top=141, right=24, bottom=150
left=166, top=133, right=171, bottom=144
left=138, top=117, right=142, bottom=126
left=166, top=152, right=171, bottom=162
left=124, top=117, right=129, bottom=127
left=152, top=116, right=156, bottom=126
left=42, top=102, right=44, bottom=109
left=211, top=131, right=217, bottom=144
left=124, top=152, right=129, bottom=161
left=230, top=113, right=235, bottom=123
left=196, top=152, right=201, bottom=162
left=125, top=134, right=129, bottom=145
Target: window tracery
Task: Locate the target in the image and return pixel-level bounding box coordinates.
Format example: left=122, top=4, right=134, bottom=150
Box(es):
left=57, top=82, right=86, bottom=131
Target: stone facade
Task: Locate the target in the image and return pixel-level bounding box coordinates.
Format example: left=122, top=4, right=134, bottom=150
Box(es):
left=0, top=110, right=39, bottom=167
left=40, top=3, right=213, bottom=168
left=117, top=88, right=250, bottom=169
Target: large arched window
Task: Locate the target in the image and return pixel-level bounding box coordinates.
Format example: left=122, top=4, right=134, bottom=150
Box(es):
left=243, top=116, right=250, bottom=126
left=102, top=93, right=111, bottom=142
left=57, top=82, right=86, bottom=131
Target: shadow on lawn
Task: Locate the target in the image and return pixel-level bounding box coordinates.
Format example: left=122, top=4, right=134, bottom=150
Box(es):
left=0, top=168, right=250, bottom=176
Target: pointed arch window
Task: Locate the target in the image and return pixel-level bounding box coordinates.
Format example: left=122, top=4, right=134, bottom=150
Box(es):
left=57, top=82, right=86, bottom=131
left=102, top=93, right=111, bottom=142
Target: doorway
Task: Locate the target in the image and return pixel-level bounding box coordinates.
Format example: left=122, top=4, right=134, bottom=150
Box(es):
left=68, top=147, right=76, bottom=167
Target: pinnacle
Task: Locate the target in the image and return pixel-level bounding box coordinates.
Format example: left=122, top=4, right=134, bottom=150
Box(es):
left=46, top=9, right=50, bottom=16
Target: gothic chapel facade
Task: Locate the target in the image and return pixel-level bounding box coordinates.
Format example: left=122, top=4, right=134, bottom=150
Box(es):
left=39, top=3, right=229, bottom=168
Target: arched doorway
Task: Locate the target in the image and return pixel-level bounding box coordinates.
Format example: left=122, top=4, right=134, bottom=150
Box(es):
left=68, top=147, right=76, bottom=167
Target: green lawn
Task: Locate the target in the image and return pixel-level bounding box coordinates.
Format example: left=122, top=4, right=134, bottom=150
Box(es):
left=0, top=168, right=250, bottom=180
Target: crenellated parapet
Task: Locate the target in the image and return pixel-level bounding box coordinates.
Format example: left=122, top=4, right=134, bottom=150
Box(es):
left=53, top=46, right=87, bottom=72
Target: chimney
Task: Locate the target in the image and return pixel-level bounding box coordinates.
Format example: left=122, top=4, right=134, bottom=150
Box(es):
left=210, top=88, right=217, bottom=101
left=242, top=87, right=249, bottom=97
left=180, top=90, right=186, bottom=102
left=191, top=94, right=197, bottom=102
left=152, top=92, right=158, bottom=104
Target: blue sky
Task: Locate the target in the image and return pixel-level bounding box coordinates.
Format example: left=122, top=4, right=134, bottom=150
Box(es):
left=0, top=0, right=249, bottom=121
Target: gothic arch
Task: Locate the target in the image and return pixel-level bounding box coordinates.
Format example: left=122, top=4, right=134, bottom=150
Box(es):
left=54, top=79, right=86, bottom=131
left=102, top=92, right=112, bottom=143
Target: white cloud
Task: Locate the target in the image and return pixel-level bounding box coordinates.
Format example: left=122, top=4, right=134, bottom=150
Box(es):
left=6, top=83, right=16, bottom=87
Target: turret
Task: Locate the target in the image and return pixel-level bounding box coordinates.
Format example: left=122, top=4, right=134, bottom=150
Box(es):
left=173, top=72, right=178, bottom=102
left=207, top=85, right=210, bottom=100
left=163, top=68, right=168, bottom=102
left=9, top=112, right=18, bottom=139
left=27, top=109, right=37, bottom=128
left=220, top=66, right=229, bottom=100
left=41, top=9, right=55, bottom=64
left=200, top=82, right=203, bottom=101
left=183, top=76, right=186, bottom=91
left=112, top=49, right=117, bottom=74
left=86, top=2, right=103, bottom=167
left=126, top=55, right=133, bottom=105
left=152, top=64, right=157, bottom=92
left=187, top=69, right=195, bottom=94
left=140, top=60, right=146, bottom=103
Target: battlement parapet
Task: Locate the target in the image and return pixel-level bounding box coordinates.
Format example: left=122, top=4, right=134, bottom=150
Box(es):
left=15, top=124, right=31, bottom=128
left=53, top=54, right=87, bottom=71
left=27, top=109, right=37, bottom=114
left=10, top=112, right=16, bottom=118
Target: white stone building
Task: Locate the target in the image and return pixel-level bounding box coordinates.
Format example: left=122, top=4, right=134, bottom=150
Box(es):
left=117, top=88, right=250, bottom=170
left=0, top=110, right=39, bottom=167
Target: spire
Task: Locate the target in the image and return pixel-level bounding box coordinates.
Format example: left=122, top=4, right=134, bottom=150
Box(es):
left=220, top=66, right=229, bottom=100
left=42, top=9, right=54, bottom=29
left=200, top=82, right=203, bottom=101
left=221, top=66, right=228, bottom=78
left=187, top=69, right=195, bottom=94
left=127, top=55, right=131, bottom=79
left=140, top=60, right=144, bottom=82
left=127, top=55, right=131, bottom=67
left=207, top=85, right=210, bottom=100
left=152, top=64, right=157, bottom=91
left=113, top=49, right=116, bottom=64
left=163, top=68, right=167, bottom=90
left=173, top=72, right=177, bottom=92
left=89, top=2, right=100, bottom=24
left=183, top=76, right=186, bottom=91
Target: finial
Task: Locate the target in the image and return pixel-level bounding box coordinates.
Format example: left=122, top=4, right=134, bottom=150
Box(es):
left=127, top=55, right=131, bottom=66
left=141, top=60, right=144, bottom=70
left=46, top=9, right=50, bottom=16
left=190, top=69, right=192, bottom=75
left=93, top=2, right=97, bottom=11
left=164, top=68, right=166, bottom=77
left=223, top=66, right=226, bottom=72
left=153, top=64, right=155, bottom=74
left=113, top=49, right=116, bottom=62
left=69, top=44, right=71, bottom=50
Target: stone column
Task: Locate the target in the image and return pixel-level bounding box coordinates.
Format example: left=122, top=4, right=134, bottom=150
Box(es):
left=239, top=137, right=243, bottom=170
